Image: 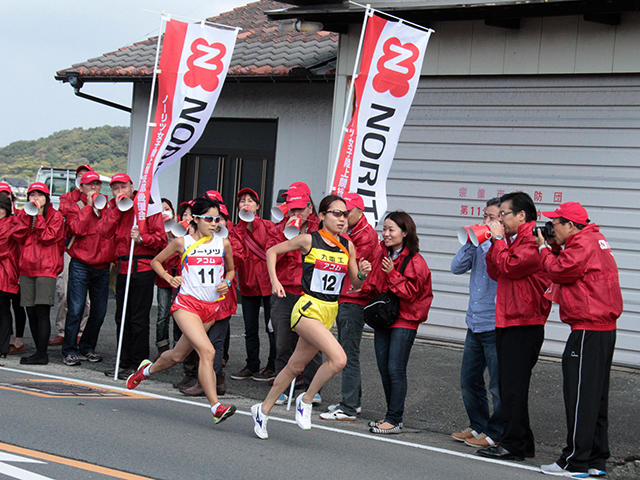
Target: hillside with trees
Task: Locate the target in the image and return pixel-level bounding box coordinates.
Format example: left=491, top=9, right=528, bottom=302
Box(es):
left=0, top=126, right=129, bottom=182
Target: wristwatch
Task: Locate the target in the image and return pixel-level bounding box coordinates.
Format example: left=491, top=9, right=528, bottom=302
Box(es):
left=493, top=235, right=504, bottom=241
left=224, top=279, right=232, bottom=288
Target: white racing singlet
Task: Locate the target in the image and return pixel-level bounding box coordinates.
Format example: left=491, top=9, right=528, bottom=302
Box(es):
left=179, top=235, right=225, bottom=302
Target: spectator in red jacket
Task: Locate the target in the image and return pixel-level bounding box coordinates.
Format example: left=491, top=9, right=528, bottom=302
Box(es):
left=362, top=211, right=433, bottom=434
left=537, top=203, right=622, bottom=478
left=229, top=188, right=277, bottom=382
left=12, top=182, right=65, bottom=365
left=320, top=193, right=380, bottom=421
left=98, top=173, right=167, bottom=379
left=480, top=191, right=551, bottom=461
left=0, top=194, right=19, bottom=358
left=61, top=171, right=115, bottom=367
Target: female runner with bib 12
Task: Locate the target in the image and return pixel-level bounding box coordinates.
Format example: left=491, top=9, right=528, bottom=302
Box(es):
left=127, top=197, right=237, bottom=424
left=251, top=194, right=371, bottom=439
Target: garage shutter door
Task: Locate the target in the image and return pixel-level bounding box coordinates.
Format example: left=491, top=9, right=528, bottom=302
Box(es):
left=387, top=75, right=640, bottom=366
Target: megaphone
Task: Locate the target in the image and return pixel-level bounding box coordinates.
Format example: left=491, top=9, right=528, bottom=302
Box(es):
left=91, top=193, right=107, bottom=210
left=284, top=216, right=302, bottom=240
left=171, top=220, right=189, bottom=237
left=457, top=226, right=471, bottom=245
left=75, top=177, right=82, bottom=189
left=271, top=203, right=288, bottom=223
left=214, top=225, right=228, bottom=239
left=239, top=208, right=255, bottom=223
left=164, top=218, right=177, bottom=233
left=116, top=194, right=133, bottom=212
left=24, top=200, right=39, bottom=216
left=469, top=224, right=492, bottom=246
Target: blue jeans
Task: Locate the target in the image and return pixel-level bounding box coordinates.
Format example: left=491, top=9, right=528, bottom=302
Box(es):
left=336, top=302, right=365, bottom=416
left=62, top=258, right=109, bottom=356
left=373, top=327, right=417, bottom=426
left=461, top=329, right=503, bottom=440
left=156, top=287, right=178, bottom=349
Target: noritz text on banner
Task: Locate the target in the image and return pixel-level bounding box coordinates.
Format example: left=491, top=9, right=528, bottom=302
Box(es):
left=331, top=14, right=431, bottom=227
left=136, top=20, right=238, bottom=233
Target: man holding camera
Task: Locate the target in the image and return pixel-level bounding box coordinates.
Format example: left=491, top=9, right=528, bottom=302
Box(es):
left=536, top=202, right=622, bottom=478
left=480, top=192, right=551, bottom=461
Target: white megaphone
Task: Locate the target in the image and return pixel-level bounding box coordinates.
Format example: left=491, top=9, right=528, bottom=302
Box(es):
left=171, top=220, right=189, bottom=237
left=75, top=177, right=82, bottom=189
left=214, top=225, right=228, bottom=239
left=116, top=194, right=133, bottom=212
left=284, top=216, right=302, bottom=240
left=91, top=193, right=107, bottom=210
left=164, top=218, right=177, bottom=233
left=24, top=200, right=39, bottom=216
left=271, top=203, right=288, bottom=223
left=238, top=208, right=255, bottom=223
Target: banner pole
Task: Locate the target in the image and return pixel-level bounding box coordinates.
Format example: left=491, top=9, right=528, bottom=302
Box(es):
left=326, top=4, right=372, bottom=194
left=114, top=13, right=168, bottom=380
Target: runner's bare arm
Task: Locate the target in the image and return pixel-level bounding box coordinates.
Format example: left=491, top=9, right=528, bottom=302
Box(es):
left=347, top=240, right=370, bottom=289
left=266, top=233, right=312, bottom=297
left=216, top=238, right=236, bottom=295
left=151, top=237, right=184, bottom=288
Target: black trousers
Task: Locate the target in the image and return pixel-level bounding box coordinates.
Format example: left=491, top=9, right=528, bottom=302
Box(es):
left=0, top=291, right=12, bottom=355
left=496, top=324, right=544, bottom=458
left=557, top=329, right=616, bottom=473
left=115, top=270, right=155, bottom=369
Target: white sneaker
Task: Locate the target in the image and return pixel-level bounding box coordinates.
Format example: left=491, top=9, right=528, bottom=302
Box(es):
left=319, top=408, right=356, bottom=421
left=251, top=403, right=269, bottom=439
left=274, top=393, right=287, bottom=405
left=540, top=463, right=589, bottom=478
left=295, top=393, right=312, bottom=430
left=587, top=468, right=606, bottom=477
left=328, top=403, right=362, bottom=415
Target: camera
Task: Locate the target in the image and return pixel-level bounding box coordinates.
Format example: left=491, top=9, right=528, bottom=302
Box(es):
left=532, top=221, right=555, bottom=240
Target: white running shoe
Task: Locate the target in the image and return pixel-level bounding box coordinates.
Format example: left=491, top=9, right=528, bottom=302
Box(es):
left=251, top=403, right=269, bottom=439
left=295, top=393, right=312, bottom=430
left=540, top=463, right=589, bottom=478
left=587, top=469, right=606, bottom=477
left=319, top=408, right=356, bottom=421
left=328, top=403, right=362, bottom=415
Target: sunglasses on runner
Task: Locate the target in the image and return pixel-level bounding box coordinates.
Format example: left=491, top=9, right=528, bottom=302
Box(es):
left=193, top=215, right=221, bottom=223
left=324, top=209, right=348, bottom=218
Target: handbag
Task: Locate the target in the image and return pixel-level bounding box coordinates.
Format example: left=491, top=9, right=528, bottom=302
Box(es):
left=363, top=254, right=413, bottom=330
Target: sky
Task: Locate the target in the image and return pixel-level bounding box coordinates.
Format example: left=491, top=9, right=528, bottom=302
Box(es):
left=0, top=0, right=253, bottom=148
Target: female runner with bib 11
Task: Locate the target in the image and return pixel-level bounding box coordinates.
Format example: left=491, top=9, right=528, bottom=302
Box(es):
left=127, top=197, right=237, bottom=424
left=251, top=195, right=371, bottom=439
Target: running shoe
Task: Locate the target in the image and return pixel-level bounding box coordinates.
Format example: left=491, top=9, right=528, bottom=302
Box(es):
left=79, top=352, right=103, bottom=363
left=328, top=403, right=362, bottom=415
left=211, top=404, right=236, bottom=424
left=63, top=354, right=81, bottom=366
left=540, top=463, right=589, bottom=478
left=275, top=393, right=288, bottom=405
left=312, top=393, right=322, bottom=405
left=126, top=359, right=152, bottom=390
left=251, top=403, right=269, bottom=439
left=295, top=393, right=312, bottom=430
left=588, top=469, right=606, bottom=477
left=319, top=409, right=356, bottom=421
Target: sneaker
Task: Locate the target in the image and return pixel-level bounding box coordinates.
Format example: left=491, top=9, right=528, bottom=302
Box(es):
left=230, top=367, right=255, bottom=380
left=465, top=433, right=497, bottom=448
left=63, top=354, right=81, bottom=366
left=211, top=404, right=236, bottom=424
left=275, top=393, right=288, bottom=405
left=587, top=469, right=606, bottom=477
left=451, top=427, right=477, bottom=442
left=295, top=393, right=312, bottom=430
left=126, top=359, right=152, bottom=390
left=252, top=367, right=276, bottom=382
left=312, top=393, right=322, bottom=405
left=328, top=403, right=362, bottom=415
left=251, top=403, right=269, bottom=439
left=319, top=408, right=356, bottom=421
left=540, top=463, right=589, bottom=478
left=79, top=352, right=103, bottom=363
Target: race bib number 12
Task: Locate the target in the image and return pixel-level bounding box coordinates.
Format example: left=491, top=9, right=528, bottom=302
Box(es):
left=310, top=260, right=347, bottom=295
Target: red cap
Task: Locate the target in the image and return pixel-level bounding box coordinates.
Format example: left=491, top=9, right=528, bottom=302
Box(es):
left=179, top=200, right=195, bottom=209
left=286, top=188, right=310, bottom=210
left=110, top=173, right=132, bottom=185
left=288, top=181, right=310, bottom=196
left=80, top=171, right=101, bottom=184
left=27, top=182, right=50, bottom=195
left=205, top=190, right=223, bottom=202
left=237, top=187, right=260, bottom=203
left=0, top=182, right=12, bottom=195
left=542, top=202, right=589, bottom=225
left=219, top=203, right=229, bottom=216
left=343, top=192, right=364, bottom=211
left=76, top=164, right=92, bottom=174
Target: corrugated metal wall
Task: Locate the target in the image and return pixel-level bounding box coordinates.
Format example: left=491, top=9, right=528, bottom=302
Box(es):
left=386, top=74, right=640, bottom=366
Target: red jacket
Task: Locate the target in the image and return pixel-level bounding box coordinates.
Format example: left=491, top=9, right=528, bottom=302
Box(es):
left=231, top=216, right=272, bottom=297
left=486, top=221, right=551, bottom=328
left=97, top=197, right=166, bottom=274
left=59, top=189, right=82, bottom=238
left=65, top=195, right=116, bottom=269
left=0, top=216, right=20, bottom=294
left=266, top=216, right=320, bottom=296
left=363, top=244, right=433, bottom=330
left=339, top=214, right=381, bottom=306
left=540, top=224, right=622, bottom=331
left=12, top=207, right=65, bottom=278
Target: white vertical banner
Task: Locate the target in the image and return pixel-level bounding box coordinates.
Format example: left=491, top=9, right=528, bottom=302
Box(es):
left=331, top=13, right=432, bottom=227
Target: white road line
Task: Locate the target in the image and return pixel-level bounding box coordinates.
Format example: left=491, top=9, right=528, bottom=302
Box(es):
left=1, top=366, right=539, bottom=473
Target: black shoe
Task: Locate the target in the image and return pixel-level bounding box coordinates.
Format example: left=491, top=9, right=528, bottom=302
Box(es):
left=20, top=353, right=49, bottom=365
left=477, top=445, right=523, bottom=461
left=104, top=367, right=133, bottom=380
left=173, top=375, right=197, bottom=389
